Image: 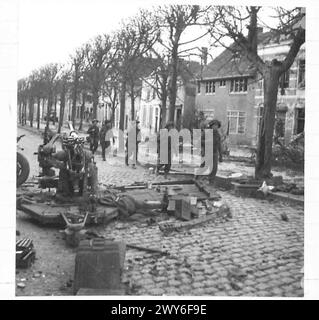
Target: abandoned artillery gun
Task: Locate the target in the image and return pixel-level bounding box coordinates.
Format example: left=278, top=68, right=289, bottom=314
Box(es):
left=36, top=122, right=98, bottom=200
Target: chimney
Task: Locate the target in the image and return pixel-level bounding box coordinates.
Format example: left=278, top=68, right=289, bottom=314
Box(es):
left=201, top=47, right=208, bottom=66
left=257, top=27, right=263, bottom=35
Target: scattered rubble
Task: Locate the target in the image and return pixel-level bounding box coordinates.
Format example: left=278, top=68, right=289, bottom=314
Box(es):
left=158, top=204, right=231, bottom=234
left=17, top=282, right=26, bottom=289
left=16, top=238, right=36, bottom=269
left=126, top=244, right=170, bottom=256
left=17, top=128, right=236, bottom=295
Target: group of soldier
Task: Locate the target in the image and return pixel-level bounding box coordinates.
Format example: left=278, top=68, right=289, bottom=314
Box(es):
left=86, top=117, right=223, bottom=184
left=86, top=119, right=112, bottom=161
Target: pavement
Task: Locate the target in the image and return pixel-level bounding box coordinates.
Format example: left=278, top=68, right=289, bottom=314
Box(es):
left=16, top=126, right=304, bottom=297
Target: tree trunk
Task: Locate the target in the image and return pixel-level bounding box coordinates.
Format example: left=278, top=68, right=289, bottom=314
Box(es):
left=42, top=98, right=45, bottom=121
left=255, top=64, right=281, bottom=179
left=110, top=89, right=118, bottom=127
left=92, top=89, right=99, bottom=120
left=119, top=80, right=126, bottom=131
left=22, top=101, right=27, bottom=125
left=168, top=45, right=178, bottom=122
left=29, top=96, right=34, bottom=127
left=36, top=97, right=41, bottom=129
left=71, top=82, right=78, bottom=128
left=160, top=85, right=168, bottom=128
left=18, top=101, right=22, bottom=124
left=46, top=93, right=53, bottom=129
left=111, top=107, right=115, bottom=127
left=53, top=94, right=57, bottom=125
left=78, top=92, right=85, bottom=131
left=58, top=86, right=66, bottom=134
left=130, top=82, right=135, bottom=120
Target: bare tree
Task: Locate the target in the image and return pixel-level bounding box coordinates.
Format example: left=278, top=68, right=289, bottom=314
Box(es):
left=17, top=78, right=28, bottom=125
left=83, top=34, right=118, bottom=120
left=102, top=63, right=121, bottom=126
left=27, top=75, right=35, bottom=127
left=142, top=50, right=170, bottom=129
left=115, top=9, right=160, bottom=130
left=55, top=68, right=71, bottom=133
left=154, top=5, right=211, bottom=122
left=33, top=70, right=46, bottom=129
left=39, top=63, right=62, bottom=129
left=208, top=6, right=305, bottom=178
left=70, top=49, right=85, bottom=127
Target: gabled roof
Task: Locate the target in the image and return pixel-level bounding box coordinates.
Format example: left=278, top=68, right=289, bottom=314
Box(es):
left=200, top=44, right=257, bottom=80
left=199, top=31, right=288, bottom=80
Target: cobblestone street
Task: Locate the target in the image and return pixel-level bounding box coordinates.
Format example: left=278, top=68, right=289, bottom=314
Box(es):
left=16, top=127, right=304, bottom=297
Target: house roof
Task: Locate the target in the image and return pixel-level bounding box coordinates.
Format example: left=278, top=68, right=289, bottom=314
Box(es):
left=200, top=43, right=257, bottom=80
left=199, top=31, right=295, bottom=81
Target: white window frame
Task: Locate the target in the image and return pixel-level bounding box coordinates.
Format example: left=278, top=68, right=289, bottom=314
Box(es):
left=230, top=78, right=248, bottom=94
left=205, top=80, right=215, bottom=95
left=197, top=81, right=201, bottom=94
left=227, top=110, right=246, bottom=134
left=219, top=80, right=226, bottom=87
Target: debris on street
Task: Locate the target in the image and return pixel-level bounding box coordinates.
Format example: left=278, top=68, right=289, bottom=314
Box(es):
left=158, top=204, right=231, bottom=234
left=73, top=239, right=126, bottom=295
left=126, top=244, right=170, bottom=256
left=15, top=126, right=304, bottom=297
left=16, top=238, right=36, bottom=269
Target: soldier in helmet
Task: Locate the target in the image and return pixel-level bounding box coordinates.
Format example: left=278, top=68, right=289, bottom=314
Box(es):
left=87, top=119, right=100, bottom=154
left=156, top=121, right=175, bottom=177
left=207, top=119, right=223, bottom=183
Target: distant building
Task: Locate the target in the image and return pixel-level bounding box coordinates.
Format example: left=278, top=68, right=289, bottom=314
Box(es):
left=196, top=30, right=305, bottom=148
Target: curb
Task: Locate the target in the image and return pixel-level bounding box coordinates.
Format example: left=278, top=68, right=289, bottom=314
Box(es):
left=268, top=191, right=304, bottom=206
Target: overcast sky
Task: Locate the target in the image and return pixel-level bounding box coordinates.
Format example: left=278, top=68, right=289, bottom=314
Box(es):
left=17, top=0, right=301, bottom=79
left=18, top=0, right=155, bottom=78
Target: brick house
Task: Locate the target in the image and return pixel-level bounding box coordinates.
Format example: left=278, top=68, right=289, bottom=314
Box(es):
left=196, top=31, right=305, bottom=149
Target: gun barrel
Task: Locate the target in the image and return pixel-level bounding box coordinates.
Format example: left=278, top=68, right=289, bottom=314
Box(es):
left=68, top=121, right=75, bottom=132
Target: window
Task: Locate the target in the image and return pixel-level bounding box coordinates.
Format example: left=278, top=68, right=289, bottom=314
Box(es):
left=152, top=88, right=156, bottom=100
left=227, top=111, right=246, bottom=134
left=197, top=81, right=201, bottom=94
left=295, top=108, right=305, bottom=134
left=146, top=89, right=151, bottom=100
left=205, top=81, right=215, bottom=94
left=279, top=69, right=290, bottom=95
left=230, top=78, right=248, bottom=93
left=257, top=79, right=263, bottom=90
left=298, top=59, right=305, bottom=88
left=219, top=80, right=226, bottom=87
left=232, top=52, right=240, bottom=63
